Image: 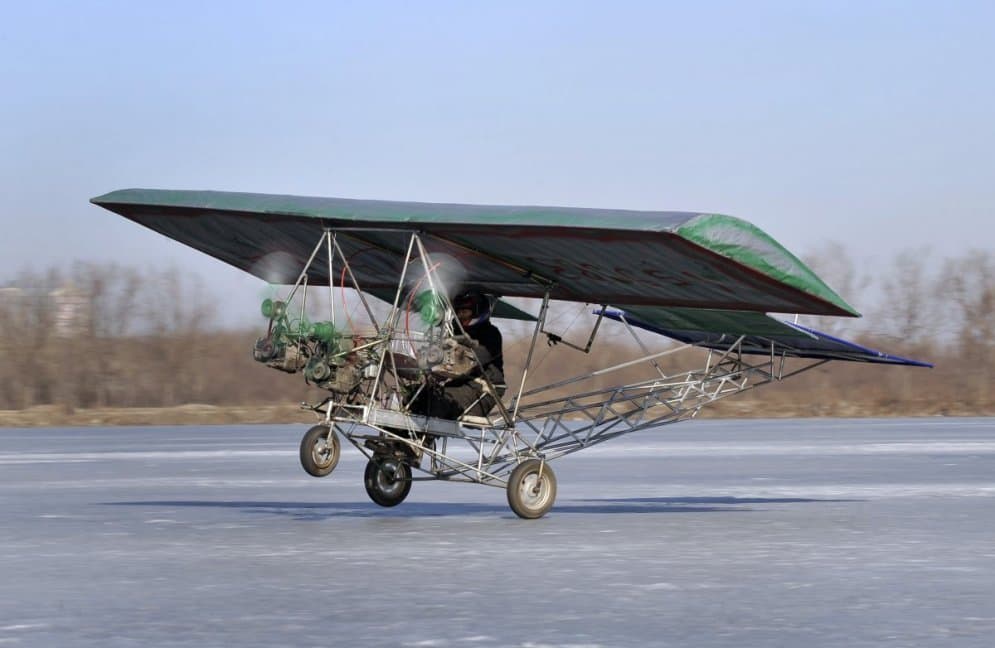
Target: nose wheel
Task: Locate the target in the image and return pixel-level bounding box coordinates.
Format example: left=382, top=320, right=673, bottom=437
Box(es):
left=506, top=459, right=557, bottom=519
left=300, top=425, right=340, bottom=477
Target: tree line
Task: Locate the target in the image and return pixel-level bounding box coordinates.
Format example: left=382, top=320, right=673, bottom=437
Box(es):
left=0, top=249, right=991, bottom=416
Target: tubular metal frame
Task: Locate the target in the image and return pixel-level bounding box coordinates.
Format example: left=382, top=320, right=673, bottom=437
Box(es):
left=280, top=229, right=830, bottom=489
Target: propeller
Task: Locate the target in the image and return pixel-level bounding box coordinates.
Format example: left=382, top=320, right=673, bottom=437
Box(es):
left=403, top=253, right=467, bottom=328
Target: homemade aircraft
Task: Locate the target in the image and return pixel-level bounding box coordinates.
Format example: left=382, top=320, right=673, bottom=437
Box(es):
left=92, top=189, right=930, bottom=518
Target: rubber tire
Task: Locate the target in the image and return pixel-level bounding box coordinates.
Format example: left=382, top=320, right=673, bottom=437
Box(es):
left=299, top=425, right=340, bottom=477
left=364, top=457, right=412, bottom=507
left=506, top=459, right=557, bottom=519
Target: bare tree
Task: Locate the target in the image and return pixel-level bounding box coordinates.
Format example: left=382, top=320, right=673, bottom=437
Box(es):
left=939, top=249, right=993, bottom=405
left=1, top=253, right=990, bottom=418
left=0, top=269, right=65, bottom=408
left=801, top=241, right=870, bottom=336
left=871, top=248, right=939, bottom=349
left=137, top=267, right=218, bottom=405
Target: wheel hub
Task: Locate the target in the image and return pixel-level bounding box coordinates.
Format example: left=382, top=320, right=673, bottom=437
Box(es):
left=520, top=474, right=548, bottom=505
left=312, top=440, right=331, bottom=464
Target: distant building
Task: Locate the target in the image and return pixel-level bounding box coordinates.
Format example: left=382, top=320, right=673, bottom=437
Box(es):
left=50, top=285, right=91, bottom=338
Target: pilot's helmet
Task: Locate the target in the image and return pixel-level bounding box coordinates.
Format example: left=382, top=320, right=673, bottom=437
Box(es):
left=452, top=290, right=492, bottom=327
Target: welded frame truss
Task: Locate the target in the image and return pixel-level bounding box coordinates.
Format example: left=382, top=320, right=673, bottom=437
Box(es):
left=282, top=229, right=829, bottom=489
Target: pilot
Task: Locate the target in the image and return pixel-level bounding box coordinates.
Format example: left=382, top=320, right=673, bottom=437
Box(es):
left=409, top=289, right=505, bottom=420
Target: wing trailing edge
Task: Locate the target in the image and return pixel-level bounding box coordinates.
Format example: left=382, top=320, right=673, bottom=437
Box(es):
left=600, top=308, right=932, bottom=367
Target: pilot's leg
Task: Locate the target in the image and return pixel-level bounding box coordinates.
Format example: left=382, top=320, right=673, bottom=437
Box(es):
left=442, top=383, right=494, bottom=418
left=411, top=382, right=502, bottom=419
left=409, top=383, right=463, bottom=420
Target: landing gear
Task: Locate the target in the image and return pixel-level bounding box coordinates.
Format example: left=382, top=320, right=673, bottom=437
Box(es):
left=506, top=459, right=557, bottom=519
left=299, top=425, right=340, bottom=477
left=364, top=457, right=412, bottom=507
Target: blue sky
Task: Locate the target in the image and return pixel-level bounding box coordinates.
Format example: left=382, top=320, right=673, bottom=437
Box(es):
left=2, top=1, right=993, bottom=324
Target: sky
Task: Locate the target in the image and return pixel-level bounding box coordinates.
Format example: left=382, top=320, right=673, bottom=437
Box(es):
left=2, top=0, right=993, bottom=327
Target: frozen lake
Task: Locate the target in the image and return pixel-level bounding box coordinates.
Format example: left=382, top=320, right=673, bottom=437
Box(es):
left=1, top=418, right=994, bottom=647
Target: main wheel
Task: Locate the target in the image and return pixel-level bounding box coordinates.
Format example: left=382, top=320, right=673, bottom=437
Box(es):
left=300, top=425, right=340, bottom=477
left=506, top=459, right=557, bottom=519
left=364, top=457, right=412, bottom=507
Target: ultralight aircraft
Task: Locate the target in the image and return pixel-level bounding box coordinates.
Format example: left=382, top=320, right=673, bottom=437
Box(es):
left=92, top=190, right=930, bottom=518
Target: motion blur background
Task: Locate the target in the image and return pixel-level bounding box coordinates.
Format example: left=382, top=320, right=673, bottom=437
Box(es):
left=1, top=1, right=992, bottom=418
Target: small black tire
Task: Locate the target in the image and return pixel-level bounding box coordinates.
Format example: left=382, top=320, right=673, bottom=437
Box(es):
left=300, top=425, right=340, bottom=477
left=364, top=457, right=412, bottom=507
left=506, top=459, right=557, bottom=519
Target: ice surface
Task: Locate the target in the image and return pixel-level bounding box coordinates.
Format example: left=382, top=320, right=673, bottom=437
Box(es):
left=1, top=418, right=994, bottom=647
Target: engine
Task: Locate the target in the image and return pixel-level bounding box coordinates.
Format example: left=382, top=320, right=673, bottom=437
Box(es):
left=301, top=338, right=364, bottom=394
left=253, top=336, right=306, bottom=373
left=252, top=299, right=370, bottom=395
left=415, top=335, right=480, bottom=380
